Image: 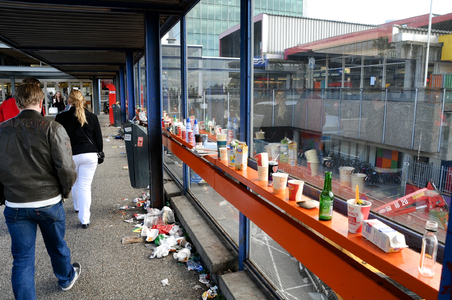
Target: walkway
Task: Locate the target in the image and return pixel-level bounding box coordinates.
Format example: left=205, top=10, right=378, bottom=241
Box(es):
left=0, top=115, right=206, bottom=299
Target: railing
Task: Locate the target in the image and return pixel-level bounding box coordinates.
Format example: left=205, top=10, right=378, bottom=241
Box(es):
left=408, top=159, right=452, bottom=195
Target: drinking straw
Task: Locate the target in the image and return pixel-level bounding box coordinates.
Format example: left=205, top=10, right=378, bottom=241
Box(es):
left=356, top=185, right=363, bottom=205
left=355, top=185, right=359, bottom=204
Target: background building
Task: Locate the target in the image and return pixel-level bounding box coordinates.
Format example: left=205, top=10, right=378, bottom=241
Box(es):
left=165, top=0, right=306, bottom=57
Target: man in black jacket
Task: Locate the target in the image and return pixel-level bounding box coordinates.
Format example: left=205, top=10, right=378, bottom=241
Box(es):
left=0, top=83, right=80, bottom=300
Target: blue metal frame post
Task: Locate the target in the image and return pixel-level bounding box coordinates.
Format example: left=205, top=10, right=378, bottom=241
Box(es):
left=439, top=210, right=452, bottom=298
left=92, top=77, right=99, bottom=115
left=181, top=17, right=190, bottom=193
left=126, top=51, right=135, bottom=121
left=239, top=0, right=252, bottom=271
left=144, top=11, right=164, bottom=208
left=119, top=65, right=126, bottom=124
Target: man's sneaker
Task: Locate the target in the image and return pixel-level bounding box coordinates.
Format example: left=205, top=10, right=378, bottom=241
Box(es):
left=61, top=262, right=81, bottom=291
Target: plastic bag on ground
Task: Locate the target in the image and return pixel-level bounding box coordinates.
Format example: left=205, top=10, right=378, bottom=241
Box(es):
left=202, top=285, right=218, bottom=299
left=173, top=248, right=191, bottom=262
left=199, top=273, right=211, bottom=286
left=186, top=260, right=203, bottom=272
left=152, top=224, right=175, bottom=235
left=162, top=206, right=175, bottom=224
left=150, top=244, right=171, bottom=259
left=154, top=234, right=168, bottom=246
left=143, top=228, right=159, bottom=242
left=144, top=208, right=164, bottom=227
left=161, top=278, right=169, bottom=286
left=168, top=224, right=182, bottom=237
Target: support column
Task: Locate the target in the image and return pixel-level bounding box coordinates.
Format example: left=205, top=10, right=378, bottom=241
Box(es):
left=92, top=77, right=100, bottom=116
left=93, top=80, right=100, bottom=115
left=239, top=0, right=253, bottom=271
left=119, top=65, right=127, bottom=124
left=144, top=11, right=164, bottom=209
left=10, top=76, right=15, bottom=95
left=126, top=51, right=135, bottom=120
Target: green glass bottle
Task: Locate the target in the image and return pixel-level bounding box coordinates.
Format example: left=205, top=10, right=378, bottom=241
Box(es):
left=319, top=171, right=334, bottom=221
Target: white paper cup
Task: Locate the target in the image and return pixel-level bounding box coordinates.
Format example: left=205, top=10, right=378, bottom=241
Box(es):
left=347, top=199, right=372, bottom=233
left=308, top=162, right=319, bottom=176
left=217, top=133, right=227, bottom=141
left=288, top=180, right=304, bottom=201
left=255, top=131, right=265, bottom=139
left=219, top=147, right=228, bottom=161
left=258, top=166, right=269, bottom=182
left=272, top=173, right=288, bottom=195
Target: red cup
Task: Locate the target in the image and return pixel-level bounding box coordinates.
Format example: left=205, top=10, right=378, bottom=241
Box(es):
left=347, top=199, right=372, bottom=233
left=288, top=180, right=304, bottom=201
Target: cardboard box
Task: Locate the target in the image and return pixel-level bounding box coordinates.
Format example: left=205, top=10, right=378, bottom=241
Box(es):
left=363, top=219, right=408, bottom=253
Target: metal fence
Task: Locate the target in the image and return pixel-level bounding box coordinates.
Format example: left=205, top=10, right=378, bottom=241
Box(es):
left=407, top=160, right=452, bottom=195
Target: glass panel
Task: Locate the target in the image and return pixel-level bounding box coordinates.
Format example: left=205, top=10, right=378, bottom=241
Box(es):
left=164, top=147, right=183, bottom=182
left=139, top=57, right=146, bottom=109
left=249, top=221, right=341, bottom=299
left=190, top=168, right=240, bottom=244
left=241, top=1, right=452, bottom=245
left=162, top=22, right=183, bottom=183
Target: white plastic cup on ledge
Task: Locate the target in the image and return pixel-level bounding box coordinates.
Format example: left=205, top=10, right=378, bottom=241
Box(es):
left=216, top=134, right=227, bottom=158
left=272, top=173, right=288, bottom=195
left=255, top=152, right=269, bottom=182
left=219, top=147, right=228, bottom=162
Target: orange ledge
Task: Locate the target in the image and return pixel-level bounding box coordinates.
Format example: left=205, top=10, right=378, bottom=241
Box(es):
left=163, top=133, right=441, bottom=299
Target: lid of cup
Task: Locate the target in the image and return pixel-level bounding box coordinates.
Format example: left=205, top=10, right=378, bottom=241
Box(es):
left=425, top=220, right=438, bottom=231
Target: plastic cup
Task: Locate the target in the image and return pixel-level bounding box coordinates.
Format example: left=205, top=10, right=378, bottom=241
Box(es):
left=347, top=199, right=372, bottom=233
left=217, top=133, right=227, bottom=141
left=272, top=173, right=288, bottom=195
left=288, top=180, right=304, bottom=201
left=255, top=152, right=269, bottom=182
left=216, top=134, right=227, bottom=158
left=219, top=147, right=228, bottom=161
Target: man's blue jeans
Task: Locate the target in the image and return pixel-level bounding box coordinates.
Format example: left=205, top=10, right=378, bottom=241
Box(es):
left=4, top=201, right=75, bottom=300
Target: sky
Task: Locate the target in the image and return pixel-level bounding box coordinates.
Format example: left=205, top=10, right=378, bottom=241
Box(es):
left=305, top=0, right=452, bottom=25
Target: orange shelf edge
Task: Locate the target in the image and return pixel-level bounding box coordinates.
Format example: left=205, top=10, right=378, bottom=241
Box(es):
left=163, top=133, right=440, bottom=299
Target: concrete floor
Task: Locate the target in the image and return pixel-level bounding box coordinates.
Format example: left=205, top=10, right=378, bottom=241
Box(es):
left=0, top=114, right=207, bottom=300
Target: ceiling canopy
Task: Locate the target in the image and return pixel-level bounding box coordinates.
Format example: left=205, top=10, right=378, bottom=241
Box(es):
left=0, top=0, right=198, bottom=79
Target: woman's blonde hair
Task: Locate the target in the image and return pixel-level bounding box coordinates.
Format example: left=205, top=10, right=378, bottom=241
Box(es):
left=68, top=89, right=88, bottom=126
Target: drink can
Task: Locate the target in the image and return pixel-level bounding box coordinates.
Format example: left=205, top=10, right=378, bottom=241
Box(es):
left=268, top=161, right=279, bottom=186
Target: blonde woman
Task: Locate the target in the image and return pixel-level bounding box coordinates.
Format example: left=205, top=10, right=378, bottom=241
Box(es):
left=56, top=89, right=103, bottom=228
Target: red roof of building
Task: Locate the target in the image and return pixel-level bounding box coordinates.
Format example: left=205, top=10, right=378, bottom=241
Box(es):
left=285, top=12, right=452, bottom=59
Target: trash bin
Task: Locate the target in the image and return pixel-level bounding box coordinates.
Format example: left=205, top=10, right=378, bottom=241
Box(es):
left=123, top=122, right=150, bottom=188
left=112, top=104, right=122, bottom=127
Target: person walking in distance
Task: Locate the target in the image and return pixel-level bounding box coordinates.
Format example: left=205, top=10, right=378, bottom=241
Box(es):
left=53, top=91, right=66, bottom=113
left=0, top=77, right=43, bottom=122
left=0, top=83, right=80, bottom=299
left=55, top=89, right=103, bottom=228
